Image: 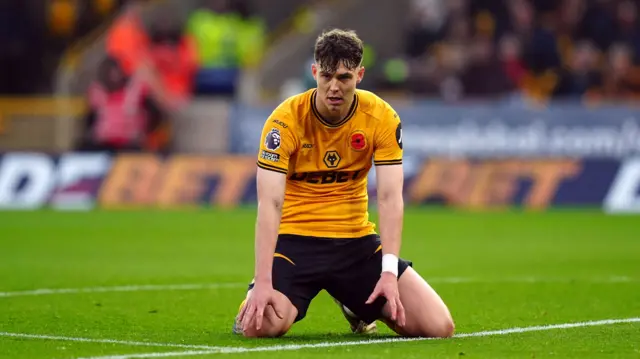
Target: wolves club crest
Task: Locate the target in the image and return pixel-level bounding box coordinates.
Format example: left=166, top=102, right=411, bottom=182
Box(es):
left=350, top=131, right=367, bottom=151
left=323, top=150, right=341, bottom=168
left=264, top=128, right=281, bottom=151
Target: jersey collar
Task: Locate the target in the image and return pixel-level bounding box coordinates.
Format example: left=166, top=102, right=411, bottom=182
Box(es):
left=311, top=89, right=359, bottom=128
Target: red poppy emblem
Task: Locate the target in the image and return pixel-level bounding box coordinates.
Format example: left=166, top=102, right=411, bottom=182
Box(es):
left=350, top=132, right=366, bottom=151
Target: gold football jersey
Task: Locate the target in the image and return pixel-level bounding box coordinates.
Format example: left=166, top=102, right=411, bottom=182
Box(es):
left=256, top=88, right=403, bottom=238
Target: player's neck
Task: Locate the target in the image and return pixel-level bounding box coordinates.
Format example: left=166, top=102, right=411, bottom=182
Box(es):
left=314, top=92, right=355, bottom=125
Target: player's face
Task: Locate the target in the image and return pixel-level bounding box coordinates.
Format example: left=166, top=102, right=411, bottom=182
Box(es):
left=312, top=62, right=365, bottom=115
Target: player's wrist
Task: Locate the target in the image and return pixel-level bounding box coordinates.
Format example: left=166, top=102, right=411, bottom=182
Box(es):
left=381, top=253, right=399, bottom=277
left=254, top=275, right=272, bottom=286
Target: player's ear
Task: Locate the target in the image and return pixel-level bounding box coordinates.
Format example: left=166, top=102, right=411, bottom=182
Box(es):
left=357, top=66, right=365, bottom=84
left=311, top=63, right=318, bottom=80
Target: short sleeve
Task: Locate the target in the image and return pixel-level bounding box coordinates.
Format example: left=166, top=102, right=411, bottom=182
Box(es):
left=256, top=112, right=297, bottom=174
left=373, top=110, right=403, bottom=166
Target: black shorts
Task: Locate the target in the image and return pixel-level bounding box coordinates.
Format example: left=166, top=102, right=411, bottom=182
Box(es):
left=249, top=234, right=412, bottom=324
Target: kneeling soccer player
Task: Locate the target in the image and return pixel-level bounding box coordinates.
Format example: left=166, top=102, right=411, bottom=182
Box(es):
left=232, top=28, right=454, bottom=338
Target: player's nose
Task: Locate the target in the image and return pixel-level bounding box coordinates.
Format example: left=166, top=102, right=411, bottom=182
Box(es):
left=328, top=79, right=340, bottom=92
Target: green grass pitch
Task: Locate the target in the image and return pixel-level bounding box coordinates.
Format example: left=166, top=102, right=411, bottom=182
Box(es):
left=1, top=208, right=639, bottom=358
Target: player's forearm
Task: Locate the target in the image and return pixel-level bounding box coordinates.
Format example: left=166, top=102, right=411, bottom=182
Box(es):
left=378, top=194, right=403, bottom=257
left=253, top=201, right=282, bottom=285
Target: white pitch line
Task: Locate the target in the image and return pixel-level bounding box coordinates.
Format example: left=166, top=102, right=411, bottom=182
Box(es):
left=78, top=317, right=640, bottom=359
left=0, top=277, right=635, bottom=298
left=427, top=276, right=639, bottom=284
left=0, top=332, right=226, bottom=350
left=0, top=283, right=246, bottom=298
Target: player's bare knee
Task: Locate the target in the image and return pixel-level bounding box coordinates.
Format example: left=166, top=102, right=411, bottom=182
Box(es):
left=387, top=300, right=455, bottom=338
left=421, top=312, right=455, bottom=338
left=242, top=309, right=294, bottom=338
left=242, top=321, right=291, bottom=338
left=243, top=299, right=297, bottom=338
left=430, top=316, right=455, bottom=338
left=398, top=316, right=454, bottom=338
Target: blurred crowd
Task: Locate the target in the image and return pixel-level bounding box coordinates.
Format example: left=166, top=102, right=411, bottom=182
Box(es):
left=3, top=0, right=640, bottom=153
left=78, top=0, right=266, bottom=153
left=393, top=0, right=640, bottom=103
left=67, top=0, right=640, bottom=153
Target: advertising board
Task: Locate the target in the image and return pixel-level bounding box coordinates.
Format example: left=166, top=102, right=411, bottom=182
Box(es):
left=1, top=153, right=638, bottom=212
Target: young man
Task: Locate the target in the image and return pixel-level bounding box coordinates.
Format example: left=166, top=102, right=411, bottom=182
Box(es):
left=233, top=29, right=454, bottom=338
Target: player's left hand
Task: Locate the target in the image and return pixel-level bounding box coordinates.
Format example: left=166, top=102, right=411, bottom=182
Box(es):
left=366, top=272, right=406, bottom=327
left=238, top=282, right=282, bottom=332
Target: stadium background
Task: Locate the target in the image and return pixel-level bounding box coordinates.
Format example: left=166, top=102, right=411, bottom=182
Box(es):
left=1, top=0, right=640, bottom=211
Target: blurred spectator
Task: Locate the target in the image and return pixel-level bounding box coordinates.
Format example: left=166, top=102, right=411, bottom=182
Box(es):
left=460, top=36, right=514, bottom=97
left=185, top=0, right=266, bottom=95
left=554, top=40, right=602, bottom=98
left=507, top=0, right=535, bottom=39
left=591, top=42, right=640, bottom=101
left=78, top=56, right=164, bottom=153
left=498, top=34, right=527, bottom=90
left=614, top=0, right=640, bottom=59
left=105, top=0, right=150, bottom=77
left=405, top=0, right=447, bottom=58
left=146, top=12, right=198, bottom=101
left=103, top=1, right=197, bottom=151
left=48, top=0, right=78, bottom=38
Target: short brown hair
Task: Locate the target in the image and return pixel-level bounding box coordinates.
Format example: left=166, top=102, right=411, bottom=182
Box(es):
left=314, top=29, right=364, bottom=73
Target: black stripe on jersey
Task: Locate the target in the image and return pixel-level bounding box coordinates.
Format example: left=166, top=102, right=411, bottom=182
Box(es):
left=311, top=89, right=359, bottom=128
left=374, top=159, right=403, bottom=166
left=257, top=161, right=288, bottom=174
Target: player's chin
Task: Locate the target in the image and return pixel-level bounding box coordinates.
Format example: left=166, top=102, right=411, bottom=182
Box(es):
left=326, top=101, right=344, bottom=111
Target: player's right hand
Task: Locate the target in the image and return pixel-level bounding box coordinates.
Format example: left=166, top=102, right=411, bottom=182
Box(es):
left=238, top=282, right=283, bottom=332
left=366, top=272, right=406, bottom=327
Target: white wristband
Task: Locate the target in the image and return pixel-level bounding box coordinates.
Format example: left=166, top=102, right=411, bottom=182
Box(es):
left=381, top=254, right=399, bottom=277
